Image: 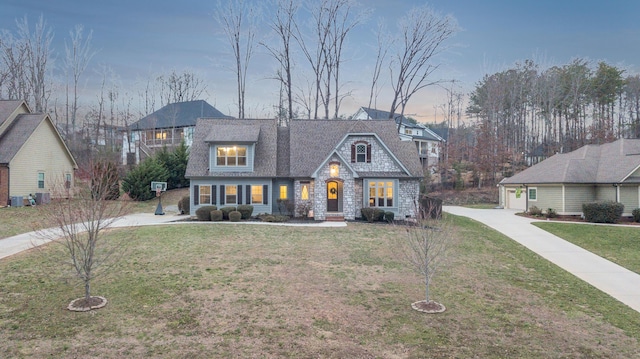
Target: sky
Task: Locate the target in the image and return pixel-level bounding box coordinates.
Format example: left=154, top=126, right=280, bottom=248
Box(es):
left=2, top=0, right=640, bottom=123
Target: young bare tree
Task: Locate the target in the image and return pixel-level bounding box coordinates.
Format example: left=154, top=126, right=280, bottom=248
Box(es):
left=262, top=0, right=300, bottom=125
left=388, top=5, right=458, bottom=131
left=394, top=199, right=453, bottom=313
left=214, top=0, right=259, bottom=119
left=367, top=19, right=390, bottom=111
left=64, top=24, right=96, bottom=140
left=43, top=161, right=128, bottom=311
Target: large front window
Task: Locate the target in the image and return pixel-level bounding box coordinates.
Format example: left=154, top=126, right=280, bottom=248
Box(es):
left=368, top=181, right=394, bottom=207
left=217, top=146, right=247, bottom=166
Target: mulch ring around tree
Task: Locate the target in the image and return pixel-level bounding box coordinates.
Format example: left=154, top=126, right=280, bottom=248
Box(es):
left=411, top=300, right=446, bottom=314
left=67, top=296, right=108, bottom=312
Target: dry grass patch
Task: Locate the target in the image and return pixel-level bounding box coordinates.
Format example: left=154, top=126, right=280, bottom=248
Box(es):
left=1, top=219, right=639, bottom=358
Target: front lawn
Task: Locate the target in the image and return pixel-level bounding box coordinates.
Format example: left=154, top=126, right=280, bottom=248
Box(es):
left=1, top=218, right=639, bottom=357
left=534, top=222, right=640, bottom=274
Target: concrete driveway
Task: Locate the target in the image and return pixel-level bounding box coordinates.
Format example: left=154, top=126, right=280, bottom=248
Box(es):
left=443, top=206, right=640, bottom=314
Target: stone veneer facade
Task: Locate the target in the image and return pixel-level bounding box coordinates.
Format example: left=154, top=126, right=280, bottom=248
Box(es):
left=298, top=135, right=420, bottom=221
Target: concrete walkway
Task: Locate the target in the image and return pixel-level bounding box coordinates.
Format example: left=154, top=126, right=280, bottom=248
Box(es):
left=0, top=210, right=346, bottom=261
left=443, top=206, right=640, bottom=314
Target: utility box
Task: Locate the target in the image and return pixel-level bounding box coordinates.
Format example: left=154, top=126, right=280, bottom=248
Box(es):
left=10, top=196, right=23, bottom=207
left=36, top=192, right=50, bottom=205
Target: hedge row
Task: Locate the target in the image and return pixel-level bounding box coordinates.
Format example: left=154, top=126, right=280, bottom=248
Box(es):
left=194, top=204, right=254, bottom=221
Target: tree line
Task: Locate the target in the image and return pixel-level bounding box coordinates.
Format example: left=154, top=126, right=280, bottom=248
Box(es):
left=441, top=59, right=640, bottom=187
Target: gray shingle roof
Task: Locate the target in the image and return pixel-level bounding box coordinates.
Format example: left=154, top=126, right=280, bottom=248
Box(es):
left=205, top=124, right=260, bottom=143
left=130, top=100, right=230, bottom=130
left=0, top=113, right=45, bottom=163
left=186, top=118, right=423, bottom=180
left=502, top=138, right=640, bottom=184
left=0, top=100, right=25, bottom=130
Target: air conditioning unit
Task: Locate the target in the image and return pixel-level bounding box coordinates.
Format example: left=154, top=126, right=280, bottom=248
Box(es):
left=10, top=196, right=23, bottom=207
left=36, top=192, right=50, bottom=205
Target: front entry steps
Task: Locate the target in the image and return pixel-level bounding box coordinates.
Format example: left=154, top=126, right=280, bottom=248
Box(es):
left=325, top=212, right=345, bottom=222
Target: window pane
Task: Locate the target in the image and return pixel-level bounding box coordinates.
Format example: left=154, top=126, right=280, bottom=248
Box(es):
left=217, top=157, right=225, bottom=166
left=226, top=185, right=237, bottom=204
left=301, top=183, right=309, bottom=200
left=228, top=157, right=236, bottom=166
left=279, top=185, right=287, bottom=200
left=237, top=157, right=246, bottom=166
left=200, top=185, right=211, bottom=204
left=237, top=147, right=246, bottom=156
left=228, top=147, right=237, bottom=156
left=251, top=185, right=263, bottom=204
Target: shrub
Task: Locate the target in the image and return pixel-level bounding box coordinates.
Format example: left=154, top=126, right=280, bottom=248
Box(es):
left=546, top=208, right=557, bottom=218
left=384, top=211, right=395, bottom=223
left=361, top=208, right=385, bottom=222
left=195, top=205, right=217, bottom=221
left=237, top=205, right=254, bottom=219
left=121, top=157, right=169, bottom=201
left=229, top=210, right=242, bottom=222
left=582, top=201, right=624, bottom=223
left=220, top=206, right=236, bottom=220
left=259, top=214, right=290, bottom=222
left=178, top=196, right=190, bottom=215
left=528, top=206, right=543, bottom=217
left=361, top=208, right=376, bottom=222
left=210, top=210, right=223, bottom=221
left=633, top=208, right=640, bottom=223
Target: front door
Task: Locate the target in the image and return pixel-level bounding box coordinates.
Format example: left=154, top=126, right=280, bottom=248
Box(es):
left=327, top=181, right=339, bottom=212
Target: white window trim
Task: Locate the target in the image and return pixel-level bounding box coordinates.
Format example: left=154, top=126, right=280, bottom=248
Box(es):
left=251, top=185, right=263, bottom=205
left=528, top=187, right=538, bottom=201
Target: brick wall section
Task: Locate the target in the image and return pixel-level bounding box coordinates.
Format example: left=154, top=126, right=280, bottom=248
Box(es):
left=0, top=167, right=8, bottom=207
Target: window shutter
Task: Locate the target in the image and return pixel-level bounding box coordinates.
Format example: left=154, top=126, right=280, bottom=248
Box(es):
left=193, top=185, right=199, bottom=205
left=211, top=185, right=217, bottom=205
left=351, top=144, right=356, bottom=162
left=366, top=143, right=372, bottom=163
left=237, top=185, right=243, bottom=204
left=263, top=184, right=269, bottom=205
left=246, top=186, right=251, bottom=205
left=220, top=185, right=225, bottom=205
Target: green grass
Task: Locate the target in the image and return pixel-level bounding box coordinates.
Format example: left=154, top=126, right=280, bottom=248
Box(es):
left=534, top=222, right=640, bottom=274
left=1, top=218, right=639, bottom=357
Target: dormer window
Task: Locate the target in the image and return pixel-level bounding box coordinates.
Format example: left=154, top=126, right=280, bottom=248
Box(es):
left=351, top=141, right=371, bottom=163
left=217, top=146, right=247, bottom=166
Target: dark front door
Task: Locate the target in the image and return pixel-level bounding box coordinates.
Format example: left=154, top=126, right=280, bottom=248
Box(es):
left=327, top=181, right=338, bottom=212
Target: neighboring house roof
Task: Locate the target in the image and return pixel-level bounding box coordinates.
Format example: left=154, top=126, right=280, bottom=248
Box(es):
left=130, top=100, right=230, bottom=130
left=0, top=100, right=27, bottom=129
left=0, top=112, right=78, bottom=168
left=502, top=138, right=640, bottom=184
left=353, top=106, right=444, bottom=142
left=186, top=118, right=423, bottom=179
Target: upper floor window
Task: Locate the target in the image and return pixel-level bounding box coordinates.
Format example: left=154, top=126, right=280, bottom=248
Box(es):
left=217, top=146, right=247, bottom=166
left=351, top=142, right=371, bottom=163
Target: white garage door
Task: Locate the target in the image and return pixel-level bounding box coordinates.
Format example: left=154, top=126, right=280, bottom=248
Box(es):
left=506, top=189, right=526, bottom=210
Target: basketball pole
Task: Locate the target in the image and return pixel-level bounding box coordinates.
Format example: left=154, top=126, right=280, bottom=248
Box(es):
left=155, top=188, right=165, bottom=215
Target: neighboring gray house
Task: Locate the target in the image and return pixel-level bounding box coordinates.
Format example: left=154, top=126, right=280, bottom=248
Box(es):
left=185, top=118, right=423, bottom=221
left=122, top=100, right=230, bottom=165
left=352, top=107, right=444, bottom=172
left=499, top=138, right=640, bottom=216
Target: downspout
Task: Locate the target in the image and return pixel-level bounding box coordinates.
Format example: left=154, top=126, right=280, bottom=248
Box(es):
left=524, top=184, right=528, bottom=212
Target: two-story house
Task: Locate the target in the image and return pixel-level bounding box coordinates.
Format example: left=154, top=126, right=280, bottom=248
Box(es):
left=352, top=107, right=444, bottom=172
left=185, top=118, right=423, bottom=221
left=122, top=100, right=230, bottom=165
left=0, top=100, right=77, bottom=207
